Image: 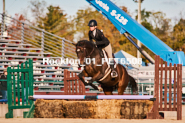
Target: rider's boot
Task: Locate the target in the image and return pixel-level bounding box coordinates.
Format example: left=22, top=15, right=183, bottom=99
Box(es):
left=110, top=60, right=118, bottom=78
left=99, top=48, right=104, bottom=58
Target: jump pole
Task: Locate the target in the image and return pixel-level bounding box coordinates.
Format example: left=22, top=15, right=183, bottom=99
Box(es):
left=29, top=95, right=155, bottom=101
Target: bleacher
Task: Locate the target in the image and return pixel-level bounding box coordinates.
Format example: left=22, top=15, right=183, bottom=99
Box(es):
left=4, top=39, right=91, bottom=92
left=0, top=13, right=83, bottom=95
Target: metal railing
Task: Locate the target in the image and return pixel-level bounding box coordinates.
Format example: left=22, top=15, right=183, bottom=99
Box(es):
left=0, top=13, right=76, bottom=58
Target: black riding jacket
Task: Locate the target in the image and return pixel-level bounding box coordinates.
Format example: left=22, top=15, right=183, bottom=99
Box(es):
left=88, top=28, right=110, bottom=49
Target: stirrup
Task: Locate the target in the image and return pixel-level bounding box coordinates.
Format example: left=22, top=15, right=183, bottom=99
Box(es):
left=87, top=79, right=93, bottom=84
left=111, top=70, right=118, bottom=78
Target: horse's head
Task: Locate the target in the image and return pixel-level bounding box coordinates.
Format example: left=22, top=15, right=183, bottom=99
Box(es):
left=72, top=40, right=95, bottom=65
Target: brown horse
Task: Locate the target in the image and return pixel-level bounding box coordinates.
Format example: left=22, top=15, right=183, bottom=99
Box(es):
left=73, top=40, right=137, bottom=95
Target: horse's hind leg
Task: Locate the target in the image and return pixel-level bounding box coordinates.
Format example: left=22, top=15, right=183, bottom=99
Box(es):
left=117, top=77, right=129, bottom=95
left=102, top=86, right=113, bottom=95
left=104, top=91, right=113, bottom=95
left=117, top=66, right=130, bottom=95
left=117, top=84, right=127, bottom=95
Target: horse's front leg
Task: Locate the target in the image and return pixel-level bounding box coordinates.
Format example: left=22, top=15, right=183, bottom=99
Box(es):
left=78, top=70, right=101, bottom=91
left=86, top=72, right=104, bottom=92
left=87, top=71, right=104, bottom=83
left=88, top=62, right=107, bottom=83
left=78, top=71, right=88, bottom=86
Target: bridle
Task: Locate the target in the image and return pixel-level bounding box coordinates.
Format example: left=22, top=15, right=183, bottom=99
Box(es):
left=76, top=44, right=94, bottom=58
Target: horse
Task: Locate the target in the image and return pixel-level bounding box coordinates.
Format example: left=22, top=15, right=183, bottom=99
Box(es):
left=72, top=40, right=137, bottom=95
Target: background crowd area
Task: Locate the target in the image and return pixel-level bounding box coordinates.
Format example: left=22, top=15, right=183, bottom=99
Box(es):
left=0, top=0, right=185, bottom=64
left=0, top=70, right=7, bottom=104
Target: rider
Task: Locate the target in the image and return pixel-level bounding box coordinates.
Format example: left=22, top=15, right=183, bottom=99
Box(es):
left=88, top=19, right=118, bottom=78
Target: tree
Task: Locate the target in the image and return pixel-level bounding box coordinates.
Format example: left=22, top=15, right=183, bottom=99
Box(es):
left=29, top=0, right=47, bottom=24
left=172, top=18, right=185, bottom=52
left=32, top=5, right=75, bottom=57
left=135, top=9, right=153, bottom=32
left=150, top=12, right=171, bottom=35
left=148, top=11, right=174, bottom=52
left=37, top=6, right=66, bottom=33
left=36, top=5, right=75, bottom=40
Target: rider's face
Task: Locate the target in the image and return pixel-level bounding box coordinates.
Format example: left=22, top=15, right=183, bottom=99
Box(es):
left=89, top=26, right=96, bottom=31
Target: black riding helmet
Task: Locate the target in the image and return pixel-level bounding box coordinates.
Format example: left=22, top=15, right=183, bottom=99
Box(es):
left=88, top=20, right=97, bottom=27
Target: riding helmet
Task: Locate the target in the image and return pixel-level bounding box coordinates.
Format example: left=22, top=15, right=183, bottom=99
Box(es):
left=88, top=20, right=97, bottom=27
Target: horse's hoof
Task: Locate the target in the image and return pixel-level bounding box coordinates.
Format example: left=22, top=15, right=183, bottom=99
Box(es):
left=98, top=87, right=103, bottom=92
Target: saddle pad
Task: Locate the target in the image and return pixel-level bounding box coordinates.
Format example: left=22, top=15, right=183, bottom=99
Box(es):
left=102, top=50, right=117, bottom=69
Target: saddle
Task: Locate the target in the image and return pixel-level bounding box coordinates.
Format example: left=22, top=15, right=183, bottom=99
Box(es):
left=98, top=49, right=115, bottom=59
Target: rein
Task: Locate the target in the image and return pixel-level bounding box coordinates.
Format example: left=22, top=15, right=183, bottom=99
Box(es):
left=86, top=46, right=94, bottom=58
left=77, top=44, right=95, bottom=58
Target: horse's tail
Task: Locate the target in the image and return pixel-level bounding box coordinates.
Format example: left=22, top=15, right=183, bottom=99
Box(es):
left=128, top=75, right=138, bottom=93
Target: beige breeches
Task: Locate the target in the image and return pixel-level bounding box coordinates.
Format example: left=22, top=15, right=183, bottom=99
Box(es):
left=104, top=43, right=113, bottom=58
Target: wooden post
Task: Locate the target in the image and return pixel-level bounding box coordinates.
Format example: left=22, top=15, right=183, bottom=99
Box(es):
left=154, top=55, right=159, bottom=119
left=164, top=62, right=167, bottom=111
left=72, top=73, right=74, bottom=95
left=63, top=70, right=85, bottom=95
left=177, top=64, right=182, bottom=120
left=173, top=64, right=176, bottom=110
left=75, top=73, right=78, bottom=95
left=64, top=69, right=67, bottom=95
left=177, top=64, right=180, bottom=120
left=68, top=71, right=71, bottom=95
left=152, top=55, right=182, bottom=120
left=180, top=64, right=182, bottom=120
left=159, top=58, right=163, bottom=111
left=169, top=63, right=172, bottom=111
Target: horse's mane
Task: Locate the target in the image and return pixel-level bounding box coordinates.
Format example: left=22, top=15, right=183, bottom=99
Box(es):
left=76, top=40, right=95, bottom=48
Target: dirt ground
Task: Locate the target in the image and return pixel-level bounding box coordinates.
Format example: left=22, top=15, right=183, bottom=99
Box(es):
left=1, top=118, right=185, bottom=123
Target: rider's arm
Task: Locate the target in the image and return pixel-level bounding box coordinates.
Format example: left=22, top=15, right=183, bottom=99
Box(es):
left=88, top=31, right=93, bottom=43
left=96, top=39, right=106, bottom=45
left=96, top=30, right=109, bottom=45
